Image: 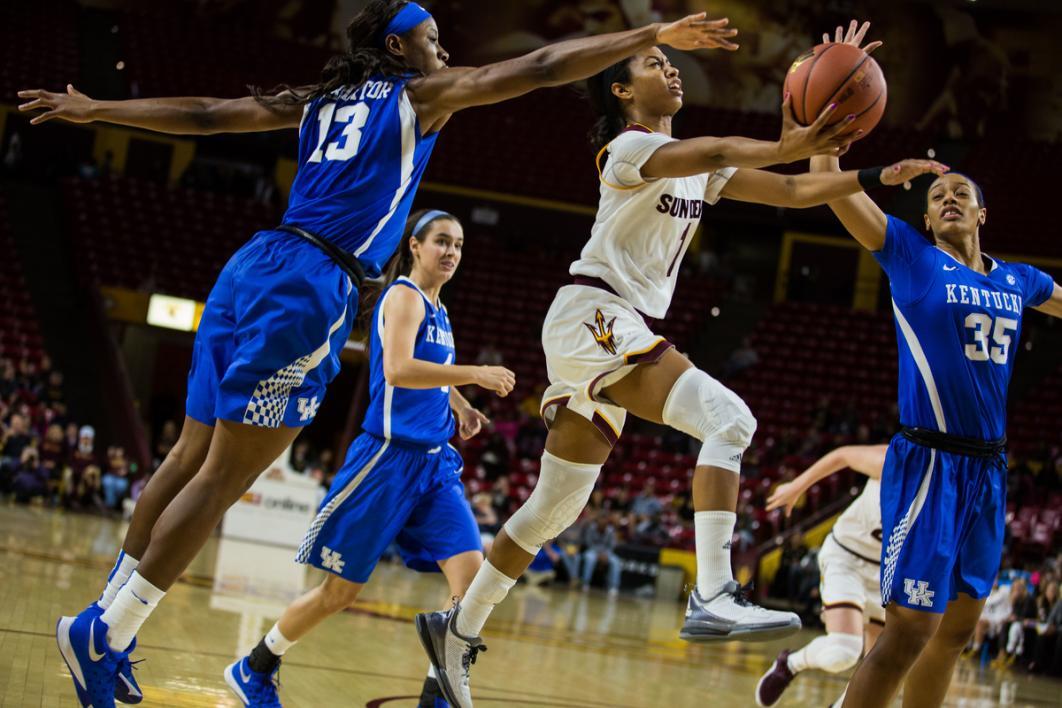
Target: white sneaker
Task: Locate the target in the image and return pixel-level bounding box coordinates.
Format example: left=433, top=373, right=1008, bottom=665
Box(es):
left=414, top=602, right=486, bottom=708
left=680, top=580, right=801, bottom=642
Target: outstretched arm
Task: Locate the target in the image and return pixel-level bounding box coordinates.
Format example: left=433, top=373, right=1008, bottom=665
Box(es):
left=766, top=444, right=888, bottom=517
left=807, top=154, right=894, bottom=251
left=408, top=12, right=737, bottom=126
left=1032, top=283, right=1062, bottom=319
left=17, top=84, right=304, bottom=135
left=719, top=158, right=947, bottom=211
left=382, top=287, right=515, bottom=396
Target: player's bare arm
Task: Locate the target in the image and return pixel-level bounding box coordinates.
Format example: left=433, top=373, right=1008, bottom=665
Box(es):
left=382, top=287, right=515, bottom=394
left=1031, top=283, right=1062, bottom=318
left=17, top=84, right=304, bottom=134
left=810, top=154, right=891, bottom=250
left=767, top=444, right=888, bottom=516
left=449, top=388, right=489, bottom=440
left=721, top=159, right=947, bottom=210
left=407, top=12, right=738, bottom=129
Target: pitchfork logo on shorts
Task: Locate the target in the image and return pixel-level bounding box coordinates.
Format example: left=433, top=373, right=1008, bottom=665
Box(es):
left=904, top=578, right=935, bottom=607
left=584, top=309, right=618, bottom=355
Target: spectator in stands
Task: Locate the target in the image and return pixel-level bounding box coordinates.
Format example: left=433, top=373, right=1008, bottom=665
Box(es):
left=721, top=337, right=759, bottom=379
left=489, top=476, right=511, bottom=519
left=289, top=439, right=312, bottom=473
left=0, top=359, right=18, bottom=399
left=475, top=338, right=504, bottom=366
left=64, top=425, right=98, bottom=508
left=970, top=579, right=1014, bottom=658
left=153, top=420, right=179, bottom=468
left=1, top=412, right=33, bottom=469
left=480, top=431, right=510, bottom=479
left=472, top=492, right=501, bottom=543
left=102, top=446, right=131, bottom=511
left=580, top=511, right=622, bottom=596
left=630, top=479, right=663, bottom=520
left=12, top=446, right=48, bottom=503
left=1003, top=578, right=1038, bottom=663
left=1030, top=580, right=1062, bottom=675
left=71, top=463, right=106, bottom=513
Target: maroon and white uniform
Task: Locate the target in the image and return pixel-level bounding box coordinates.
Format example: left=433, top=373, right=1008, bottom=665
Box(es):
left=540, top=126, right=735, bottom=441
left=819, top=479, right=885, bottom=624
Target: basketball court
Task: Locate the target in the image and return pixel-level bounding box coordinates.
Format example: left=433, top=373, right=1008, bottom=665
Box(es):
left=1, top=506, right=1055, bottom=707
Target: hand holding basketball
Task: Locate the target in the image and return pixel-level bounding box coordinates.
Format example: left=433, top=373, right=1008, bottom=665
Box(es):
left=879, top=159, right=951, bottom=186
left=778, top=93, right=858, bottom=162
left=656, top=13, right=740, bottom=52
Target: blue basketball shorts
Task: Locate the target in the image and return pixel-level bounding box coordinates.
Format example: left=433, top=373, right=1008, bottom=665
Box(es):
left=295, top=434, right=482, bottom=584
left=185, top=230, right=358, bottom=429
left=879, top=434, right=1007, bottom=614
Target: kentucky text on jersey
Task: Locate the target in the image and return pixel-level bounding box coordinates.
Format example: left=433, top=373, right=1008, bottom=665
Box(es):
left=656, top=194, right=704, bottom=219
left=945, top=284, right=1022, bottom=313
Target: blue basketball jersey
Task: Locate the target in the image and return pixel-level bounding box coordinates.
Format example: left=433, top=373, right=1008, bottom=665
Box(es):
left=283, top=76, right=439, bottom=277
left=875, top=216, right=1055, bottom=440
left=362, top=277, right=456, bottom=446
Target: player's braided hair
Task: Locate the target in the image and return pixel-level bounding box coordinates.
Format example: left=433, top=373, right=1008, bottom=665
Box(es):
left=358, top=209, right=458, bottom=326
left=251, top=0, right=420, bottom=108
left=586, top=58, right=634, bottom=152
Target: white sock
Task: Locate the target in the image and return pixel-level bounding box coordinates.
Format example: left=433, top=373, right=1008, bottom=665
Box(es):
left=100, top=571, right=165, bottom=652
left=455, top=560, right=516, bottom=637
left=98, top=550, right=139, bottom=610
left=264, top=623, right=295, bottom=656
left=788, top=633, right=863, bottom=674
left=427, top=663, right=437, bottom=679
left=694, top=510, right=736, bottom=597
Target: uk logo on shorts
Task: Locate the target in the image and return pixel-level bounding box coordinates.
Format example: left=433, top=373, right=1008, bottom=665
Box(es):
left=904, top=578, right=935, bottom=607
left=584, top=309, right=618, bottom=355
left=320, top=546, right=345, bottom=574
left=297, top=396, right=320, bottom=421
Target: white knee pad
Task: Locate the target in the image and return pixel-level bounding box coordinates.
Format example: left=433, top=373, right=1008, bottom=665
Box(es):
left=503, top=451, right=601, bottom=555
left=807, top=633, right=864, bottom=673
left=661, top=368, right=757, bottom=473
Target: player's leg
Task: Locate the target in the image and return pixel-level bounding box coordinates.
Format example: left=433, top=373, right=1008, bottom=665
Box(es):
left=604, top=348, right=799, bottom=640
left=901, top=594, right=983, bottom=708
left=418, top=408, right=610, bottom=708
left=842, top=604, right=941, bottom=708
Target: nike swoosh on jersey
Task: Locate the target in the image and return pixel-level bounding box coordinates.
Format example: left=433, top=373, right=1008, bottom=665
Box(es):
left=943, top=265, right=957, bottom=271
left=88, top=620, right=105, bottom=662
left=240, top=661, right=252, bottom=683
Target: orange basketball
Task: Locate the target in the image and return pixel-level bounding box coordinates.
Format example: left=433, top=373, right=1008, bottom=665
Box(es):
left=783, top=42, right=887, bottom=141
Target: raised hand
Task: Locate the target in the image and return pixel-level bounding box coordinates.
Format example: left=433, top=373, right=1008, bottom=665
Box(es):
left=879, top=159, right=950, bottom=186
left=766, top=481, right=804, bottom=518
left=474, top=366, right=516, bottom=398
left=822, top=19, right=882, bottom=55
left=18, top=84, right=96, bottom=125
left=778, top=93, right=859, bottom=161
left=657, top=12, right=739, bottom=52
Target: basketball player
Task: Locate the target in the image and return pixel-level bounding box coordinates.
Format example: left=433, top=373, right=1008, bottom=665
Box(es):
left=223, top=210, right=505, bottom=707
left=20, top=3, right=746, bottom=705
left=805, top=27, right=1062, bottom=708
left=415, top=42, right=948, bottom=707
left=755, top=444, right=888, bottom=707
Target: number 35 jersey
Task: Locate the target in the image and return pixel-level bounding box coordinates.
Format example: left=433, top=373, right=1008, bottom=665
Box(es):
left=283, top=76, right=439, bottom=277
left=876, top=215, right=1055, bottom=440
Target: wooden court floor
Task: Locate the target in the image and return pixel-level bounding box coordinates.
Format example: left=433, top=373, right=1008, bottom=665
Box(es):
left=1, top=505, right=1059, bottom=707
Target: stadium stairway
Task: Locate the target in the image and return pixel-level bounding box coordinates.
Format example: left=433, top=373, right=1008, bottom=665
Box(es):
left=2, top=178, right=150, bottom=467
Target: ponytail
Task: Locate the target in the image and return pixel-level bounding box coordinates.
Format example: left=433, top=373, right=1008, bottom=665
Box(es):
left=251, top=0, right=420, bottom=109
left=586, top=58, right=634, bottom=152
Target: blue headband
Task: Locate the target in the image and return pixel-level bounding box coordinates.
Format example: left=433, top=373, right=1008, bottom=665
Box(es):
left=412, top=209, right=454, bottom=237
left=378, top=3, right=433, bottom=47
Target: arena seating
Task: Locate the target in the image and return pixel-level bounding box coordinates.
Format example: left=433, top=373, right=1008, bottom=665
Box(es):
left=0, top=0, right=80, bottom=103
left=0, top=194, right=46, bottom=363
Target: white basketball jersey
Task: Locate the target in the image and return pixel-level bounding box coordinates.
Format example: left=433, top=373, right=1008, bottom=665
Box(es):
left=831, top=478, right=883, bottom=561
left=569, top=127, right=736, bottom=319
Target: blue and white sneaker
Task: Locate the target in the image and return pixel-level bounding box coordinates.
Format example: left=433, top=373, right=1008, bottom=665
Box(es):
left=56, top=609, right=127, bottom=708
left=83, top=603, right=143, bottom=704
left=224, top=656, right=282, bottom=707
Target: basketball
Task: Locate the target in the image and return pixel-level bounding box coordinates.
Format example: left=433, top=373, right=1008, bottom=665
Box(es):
left=783, top=42, right=887, bottom=141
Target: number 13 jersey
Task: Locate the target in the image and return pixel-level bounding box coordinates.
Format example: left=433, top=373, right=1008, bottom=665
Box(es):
left=875, top=216, right=1054, bottom=440
left=570, top=126, right=735, bottom=319
left=283, top=76, right=439, bottom=277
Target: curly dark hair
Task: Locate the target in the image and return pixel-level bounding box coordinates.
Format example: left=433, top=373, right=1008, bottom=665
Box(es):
left=252, top=0, right=421, bottom=108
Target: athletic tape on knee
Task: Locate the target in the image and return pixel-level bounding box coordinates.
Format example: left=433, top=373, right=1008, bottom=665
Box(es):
left=504, top=451, right=601, bottom=555
left=661, top=368, right=756, bottom=473
left=791, top=633, right=863, bottom=674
